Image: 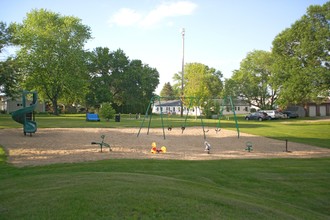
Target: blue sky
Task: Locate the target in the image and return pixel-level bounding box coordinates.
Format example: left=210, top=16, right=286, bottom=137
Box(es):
left=0, top=0, right=328, bottom=94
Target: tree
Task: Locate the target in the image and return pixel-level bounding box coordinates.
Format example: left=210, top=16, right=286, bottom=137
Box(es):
left=0, top=21, right=10, bottom=53
left=272, top=2, right=330, bottom=108
left=229, top=50, right=278, bottom=109
left=0, top=57, right=21, bottom=98
left=172, top=72, right=183, bottom=97
left=121, top=60, right=159, bottom=113
left=87, top=47, right=159, bottom=113
left=99, top=102, right=116, bottom=121
left=0, top=22, right=20, bottom=98
left=10, top=9, right=92, bottom=115
left=183, top=62, right=223, bottom=106
left=86, top=47, right=114, bottom=109
left=160, top=82, right=175, bottom=100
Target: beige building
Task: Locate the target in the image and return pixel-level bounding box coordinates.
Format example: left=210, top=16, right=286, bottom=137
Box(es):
left=0, top=96, right=45, bottom=113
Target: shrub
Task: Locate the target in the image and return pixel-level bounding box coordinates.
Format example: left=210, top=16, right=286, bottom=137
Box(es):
left=99, top=102, right=116, bottom=121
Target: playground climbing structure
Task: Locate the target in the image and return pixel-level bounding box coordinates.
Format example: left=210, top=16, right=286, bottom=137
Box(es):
left=11, top=91, right=38, bottom=136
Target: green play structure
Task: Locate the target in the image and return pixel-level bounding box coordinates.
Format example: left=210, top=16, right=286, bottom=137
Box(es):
left=11, top=91, right=38, bottom=136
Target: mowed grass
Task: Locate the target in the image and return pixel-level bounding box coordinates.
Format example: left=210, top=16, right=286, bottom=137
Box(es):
left=1, top=113, right=329, bottom=148
left=0, top=113, right=330, bottom=219
left=0, top=156, right=329, bottom=219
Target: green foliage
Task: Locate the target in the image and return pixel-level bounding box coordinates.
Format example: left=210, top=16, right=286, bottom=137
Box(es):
left=0, top=22, right=20, bottom=98
left=160, top=82, right=175, bottom=100
left=230, top=50, right=278, bottom=109
left=0, top=21, right=10, bottom=53
left=0, top=158, right=329, bottom=219
left=171, top=71, right=183, bottom=97
left=0, top=57, right=21, bottom=98
left=99, top=102, right=116, bottom=121
left=184, top=62, right=223, bottom=106
left=10, top=9, right=92, bottom=115
left=0, top=146, right=6, bottom=163
left=272, top=2, right=330, bottom=107
left=87, top=47, right=159, bottom=113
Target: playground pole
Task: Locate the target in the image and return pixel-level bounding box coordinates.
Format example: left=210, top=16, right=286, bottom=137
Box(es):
left=180, top=28, right=185, bottom=117
left=229, top=96, right=240, bottom=138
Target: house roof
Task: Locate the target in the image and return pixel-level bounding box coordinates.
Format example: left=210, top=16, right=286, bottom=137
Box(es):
left=153, top=100, right=182, bottom=107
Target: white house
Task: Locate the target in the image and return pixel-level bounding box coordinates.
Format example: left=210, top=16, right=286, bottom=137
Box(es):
left=214, top=99, right=250, bottom=115
left=151, top=99, right=250, bottom=116
left=151, top=100, right=202, bottom=116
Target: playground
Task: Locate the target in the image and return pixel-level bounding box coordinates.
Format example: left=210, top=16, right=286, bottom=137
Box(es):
left=1, top=127, right=329, bottom=167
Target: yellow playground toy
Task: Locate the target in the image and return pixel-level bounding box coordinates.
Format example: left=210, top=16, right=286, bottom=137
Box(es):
left=150, top=142, right=166, bottom=153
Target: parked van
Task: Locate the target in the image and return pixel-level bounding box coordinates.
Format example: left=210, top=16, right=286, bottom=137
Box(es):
left=259, top=110, right=281, bottom=119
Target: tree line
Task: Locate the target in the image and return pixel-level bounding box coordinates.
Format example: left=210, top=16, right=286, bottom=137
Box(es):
left=161, top=2, right=329, bottom=110
left=0, top=9, right=159, bottom=115
left=1, top=2, right=329, bottom=115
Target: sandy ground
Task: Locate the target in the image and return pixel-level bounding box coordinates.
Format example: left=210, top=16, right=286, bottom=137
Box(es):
left=0, top=127, right=329, bottom=167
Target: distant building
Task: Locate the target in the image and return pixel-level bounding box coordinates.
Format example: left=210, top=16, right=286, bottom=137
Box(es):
left=152, top=100, right=201, bottom=116
left=214, top=99, right=250, bottom=115
left=303, top=98, right=330, bottom=117
left=0, top=95, right=45, bottom=113
left=151, top=99, right=250, bottom=116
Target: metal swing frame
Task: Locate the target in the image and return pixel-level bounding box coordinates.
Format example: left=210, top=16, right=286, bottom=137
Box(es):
left=137, top=96, right=208, bottom=139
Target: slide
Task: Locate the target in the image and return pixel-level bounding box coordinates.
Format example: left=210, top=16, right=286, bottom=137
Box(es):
left=11, top=91, right=38, bottom=135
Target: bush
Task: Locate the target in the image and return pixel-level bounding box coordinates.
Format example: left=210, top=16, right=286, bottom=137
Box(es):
left=99, top=102, right=116, bottom=121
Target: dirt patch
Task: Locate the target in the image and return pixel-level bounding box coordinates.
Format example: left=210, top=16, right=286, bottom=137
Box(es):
left=0, top=127, right=329, bottom=167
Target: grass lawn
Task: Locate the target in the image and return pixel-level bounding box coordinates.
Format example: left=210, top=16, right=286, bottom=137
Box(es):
left=0, top=113, right=329, bottom=219
left=0, top=156, right=329, bottom=219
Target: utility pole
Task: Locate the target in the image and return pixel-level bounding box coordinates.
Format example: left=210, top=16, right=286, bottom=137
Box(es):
left=180, top=28, right=185, bottom=117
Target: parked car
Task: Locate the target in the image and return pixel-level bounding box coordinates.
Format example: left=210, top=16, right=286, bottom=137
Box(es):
left=278, top=112, right=287, bottom=119
left=245, top=112, right=268, bottom=121
left=283, top=111, right=299, bottom=118
left=260, top=110, right=281, bottom=120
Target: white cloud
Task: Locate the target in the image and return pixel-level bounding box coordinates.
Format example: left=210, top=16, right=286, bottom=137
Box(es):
left=108, top=1, right=197, bottom=28
left=108, top=8, right=142, bottom=27
left=140, top=1, right=197, bottom=27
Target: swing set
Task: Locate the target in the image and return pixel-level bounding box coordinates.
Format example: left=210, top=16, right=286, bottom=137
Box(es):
left=137, top=96, right=240, bottom=140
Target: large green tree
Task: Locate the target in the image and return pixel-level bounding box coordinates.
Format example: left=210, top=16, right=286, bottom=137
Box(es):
left=87, top=47, right=159, bottom=113
left=228, top=50, right=278, bottom=109
left=10, top=9, right=92, bottom=114
left=120, top=59, right=159, bottom=113
left=86, top=47, right=114, bottom=109
left=272, top=2, right=330, bottom=108
left=183, top=62, right=223, bottom=106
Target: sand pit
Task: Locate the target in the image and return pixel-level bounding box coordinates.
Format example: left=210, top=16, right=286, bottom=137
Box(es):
left=0, top=127, right=329, bottom=167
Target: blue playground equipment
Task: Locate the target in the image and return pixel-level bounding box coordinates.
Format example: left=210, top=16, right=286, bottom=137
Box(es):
left=11, top=91, right=38, bottom=136
left=86, top=113, right=100, bottom=121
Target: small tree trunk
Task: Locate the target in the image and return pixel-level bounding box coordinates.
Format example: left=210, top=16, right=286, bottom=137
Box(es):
left=52, top=99, right=59, bottom=115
